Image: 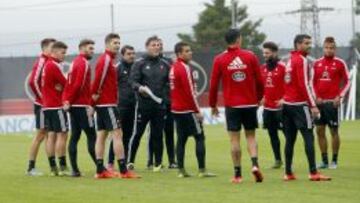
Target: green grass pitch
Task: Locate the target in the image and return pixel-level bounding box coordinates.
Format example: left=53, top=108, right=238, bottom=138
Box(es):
left=0, top=121, right=359, bottom=203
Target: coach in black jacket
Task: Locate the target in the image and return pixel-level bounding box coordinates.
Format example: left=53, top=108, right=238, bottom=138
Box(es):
left=127, top=36, right=171, bottom=171
left=147, top=38, right=177, bottom=169
left=107, top=45, right=136, bottom=169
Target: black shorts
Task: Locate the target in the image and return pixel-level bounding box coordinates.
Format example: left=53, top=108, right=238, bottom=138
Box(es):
left=69, top=107, right=95, bottom=129
left=263, top=109, right=283, bottom=129
left=283, top=104, right=313, bottom=130
left=225, top=107, right=258, bottom=131
left=95, top=106, right=121, bottom=131
left=173, top=113, right=203, bottom=136
left=43, top=109, right=68, bottom=133
left=315, top=102, right=340, bottom=128
left=34, top=104, right=45, bottom=130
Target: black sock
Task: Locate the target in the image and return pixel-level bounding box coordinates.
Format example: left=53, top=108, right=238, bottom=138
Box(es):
left=96, top=159, right=105, bottom=173
left=251, top=157, right=259, bottom=167
left=234, top=166, right=241, bottom=177
left=48, top=156, right=56, bottom=168
left=321, top=153, right=329, bottom=164
left=332, top=153, right=338, bottom=163
left=118, top=159, right=128, bottom=173
left=58, top=156, right=67, bottom=168
left=28, top=160, right=35, bottom=171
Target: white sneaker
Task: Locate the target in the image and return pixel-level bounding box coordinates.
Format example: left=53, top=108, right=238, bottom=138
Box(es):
left=329, top=162, right=338, bottom=169
left=26, top=168, right=44, bottom=176
left=127, top=163, right=135, bottom=171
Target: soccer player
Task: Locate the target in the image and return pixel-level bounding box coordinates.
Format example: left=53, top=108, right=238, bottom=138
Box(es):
left=282, top=34, right=331, bottom=181
left=170, top=42, right=216, bottom=178
left=260, top=42, right=285, bottom=169
left=147, top=38, right=177, bottom=169
left=209, top=29, right=264, bottom=183
left=312, top=37, right=350, bottom=169
left=91, top=33, right=140, bottom=179
left=41, top=41, right=69, bottom=176
left=107, top=45, right=136, bottom=171
left=128, top=36, right=171, bottom=172
left=26, top=38, right=56, bottom=176
left=62, top=39, right=97, bottom=177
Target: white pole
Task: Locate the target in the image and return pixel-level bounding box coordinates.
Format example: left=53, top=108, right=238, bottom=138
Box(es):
left=110, top=3, right=115, bottom=32
left=351, top=66, right=358, bottom=120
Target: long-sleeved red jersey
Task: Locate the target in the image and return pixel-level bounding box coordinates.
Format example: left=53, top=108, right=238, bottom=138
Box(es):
left=209, top=47, right=263, bottom=108
left=62, top=54, right=92, bottom=106
left=283, top=50, right=316, bottom=107
left=170, top=58, right=200, bottom=113
left=261, top=61, right=286, bottom=110
left=91, top=50, right=118, bottom=107
left=41, top=56, right=67, bottom=109
left=312, top=56, right=350, bottom=100
left=28, top=53, right=48, bottom=105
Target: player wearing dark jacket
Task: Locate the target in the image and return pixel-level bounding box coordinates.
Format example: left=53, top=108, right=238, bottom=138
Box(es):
left=127, top=36, right=170, bottom=172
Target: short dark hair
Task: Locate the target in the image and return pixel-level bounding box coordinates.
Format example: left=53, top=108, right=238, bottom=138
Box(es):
left=52, top=41, right=68, bottom=50
left=294, top=34, right=311, bottom=49
left=263, top=41, right=279, bottom=52
left=145, top=35, right=159, bottom=46
left=121, top=45, right=135, bottom=55
left=324, top=36, right=336, bottom=46
left=225, top=29, right=241, bottom=45
left=41, top=38, right=56, bottom=49
left=78, top=39, right=95, bottom=49
left=174, top=42, right=190, bottom=55
left=105, top=33, right=120, bottom=44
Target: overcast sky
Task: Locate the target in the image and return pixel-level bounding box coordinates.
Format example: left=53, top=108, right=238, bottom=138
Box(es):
left=0, top=0, right=356, bottom=57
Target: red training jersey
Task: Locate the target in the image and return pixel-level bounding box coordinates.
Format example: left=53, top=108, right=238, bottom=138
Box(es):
left=209, top=47, right=263, bottom=108
left=170, top=58, right=200, bottom=113
left=283, top=50, right=316, bottom=107
left=312, top=56, right=350, bottom=101
left=91, top=50, right=118, bottom=106
left=41, top=56, right=67, bottom=109
left=28, top=53, right=49, bottom=105
left=261, top=61, right=286, bottom=110
left=62, top=54, right=92, bottom=106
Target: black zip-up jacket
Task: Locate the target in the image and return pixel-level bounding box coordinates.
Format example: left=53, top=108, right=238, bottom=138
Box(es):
left=117, top=60, right=135, bottom=109
left=129, top=54, right=171, bottom=110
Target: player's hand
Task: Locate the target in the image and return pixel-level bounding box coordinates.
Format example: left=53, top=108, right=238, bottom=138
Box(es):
left=316, top=98, right=323, bottom=105
left=195, top=112, right=204, bottom=122
left=92, top=94, right=99, bottom=102
left=276, top=99, right=284, bottom=107
left=259, top=98, right=265, bottom=106
left=87, top=106, right=94, bottom=117
left=55, top=84, right=63, bottom=91
left=333, top=96, right=341, bottom=108
left=63, top=101, right=70, bottom=111
left=310, top=106, right=320, bottom=119
left=211, top=107, right=219, bottom=117
left=138, top=86, right=149, bottom=97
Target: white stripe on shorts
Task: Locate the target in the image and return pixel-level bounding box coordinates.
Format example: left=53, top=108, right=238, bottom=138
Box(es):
left=108, top=107, right=117, bottom=130
left=303, top=106, right=312, bottom=129
left=58, top=110, right=67, bottom=132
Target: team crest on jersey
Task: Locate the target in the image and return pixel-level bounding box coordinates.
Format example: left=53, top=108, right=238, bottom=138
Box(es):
left=321, top=70, right=330, bottom=79
left=232, top=71, right=246, bottom=82
left=266, top=77, right=274, bottom=87
left=284, top=72, right=291, bottom=83
left=228, top=57, right=247, bottom=70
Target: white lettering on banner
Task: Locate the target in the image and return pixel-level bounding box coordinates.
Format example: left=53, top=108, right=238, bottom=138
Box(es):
left=0, top=115, right=35, bottom=134
left=0, top=108, right=265, bottom=134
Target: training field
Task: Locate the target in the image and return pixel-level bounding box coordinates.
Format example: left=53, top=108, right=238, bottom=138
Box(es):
left=0, top=122, right=359, bottom=203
